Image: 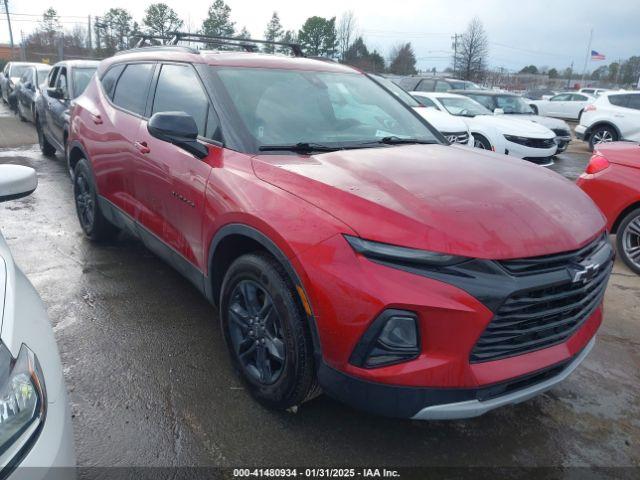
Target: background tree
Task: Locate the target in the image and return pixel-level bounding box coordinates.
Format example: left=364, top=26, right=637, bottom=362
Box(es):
left=96, top=8, right=135, bottom=54
left=337, top=11, right=357, bottom=62
left=388, top=42, right=417, bottom=75
left=279, top=29, right=298, bottom=54
left=607, top=62, right=620, bottom=83
left=548, top=68, right=559, bottom=79
left=453, top=17, right=488, bottom=82
left=298, top=16, right=337, bottom=57
left=264, top=12, right=284, bottom=53
left=343, top=37, right=384, bottom=72
left=202, top=0, right=235, bottom=38
left=519, top=65, right=539, bottom=74
left=621, top=56, right=640, bottom=85
left=40, top=8, right=61, bottom=47
left=142, top=3, right=183, bottom=42
left=237, top=26, right=251, bottom=39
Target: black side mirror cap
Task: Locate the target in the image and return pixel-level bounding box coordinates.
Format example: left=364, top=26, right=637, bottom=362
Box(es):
left=47, top=86, right=64, bottom=99
left=147, top=111, right=208, bottom=159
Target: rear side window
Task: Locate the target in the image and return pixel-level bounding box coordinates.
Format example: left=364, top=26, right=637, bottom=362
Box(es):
left=435, top=81, right=450, bottom=92
left=627, top=95, right=640, bottom=110
left=112, top=63, right=154, bottom=116
left=608, top=94, right=628, bottom=107
left=100, top=64, right=125, bottom=100
left=416, top=79, right=435, bottom=91
left=151, top=64, right=216, bottom=138
left=572, top=94, right=588, bottom=101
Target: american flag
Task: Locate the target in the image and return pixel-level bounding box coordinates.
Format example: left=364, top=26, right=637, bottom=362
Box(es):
left=591, top=50, right=606, bottom=61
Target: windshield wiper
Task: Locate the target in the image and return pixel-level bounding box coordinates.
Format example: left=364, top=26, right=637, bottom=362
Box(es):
left=258, top=142, right=339, bottom=153
left=378, top=136, right=437, bottom=145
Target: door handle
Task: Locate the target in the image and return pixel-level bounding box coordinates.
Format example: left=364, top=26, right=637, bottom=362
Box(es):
left=134, top=141, right=150, bottom=154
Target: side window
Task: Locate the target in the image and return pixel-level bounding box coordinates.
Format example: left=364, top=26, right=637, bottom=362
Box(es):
left=415, top=96, right=438, bottom=109
left=435, top=81, right=450, bottom=92
left=608, top=94, right=628, bottom=108
left=112, top=63, right=154, bottom=116
left=399, top=78, right=417, bottom=91
left=56, top=67, right=68, bottom=97
left=20, top=69, right=32, bottom=84
left=100, top=64, right=125, bottom=100
left=151, top=64, right=218, bottom=139
left=3, top=64, right=9, bottom=76
left=550, top=94, right=570, bottom=101
left=416, top=79, right=435, bottom=92
left=626, top=95, right=640, bottom=110
left=572, top=94, right=588, bottom=101
left=48, top=67, right=59, bottom=88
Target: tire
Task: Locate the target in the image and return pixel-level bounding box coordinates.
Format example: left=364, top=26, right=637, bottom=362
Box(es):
left=472, top=133, right=492, bottom=150
left=616, top=208, right=640, bottom=275
left=73, top=158, right=118, bottom=241
left=589, top=125, right=617, bottom=151
left=36, top=117, right=56, bottom=157
left=220, top=253, right=317, bottom=410
left=530, top=105, right=539, bottom=115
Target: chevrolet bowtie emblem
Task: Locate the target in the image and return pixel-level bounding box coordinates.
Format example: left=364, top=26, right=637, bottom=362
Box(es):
left=571, top=263, right=599, bottom=284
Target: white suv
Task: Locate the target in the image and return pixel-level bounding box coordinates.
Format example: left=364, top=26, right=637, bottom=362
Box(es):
left=575, top=91, right=640, bottom=150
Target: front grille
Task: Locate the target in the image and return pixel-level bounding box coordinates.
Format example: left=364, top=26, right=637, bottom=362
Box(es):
left=470, top=235, right=613, bottom=363
left=507, top=137, right=556, bottom=149
left=552, top=128, right=571, bottom=138
left=442, top=131, right=469, bottom=144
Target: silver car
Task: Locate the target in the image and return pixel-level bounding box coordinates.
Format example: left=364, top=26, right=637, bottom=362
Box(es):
left=0, top=165, right=75, bottom=478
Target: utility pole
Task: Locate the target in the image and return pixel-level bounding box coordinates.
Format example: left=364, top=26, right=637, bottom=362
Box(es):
left=580, top=27, right=593, bottom=86
left=3, top=0, right=15, bottom=59
left=451, top=34, right=461, bottom=77
left=566, top=61, right=574, bottom=89
left=87, top=15, right=93, bottom=53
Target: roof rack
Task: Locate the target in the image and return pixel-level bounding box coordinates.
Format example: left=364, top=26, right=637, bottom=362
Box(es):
left=167, top=32, right=305, bottom=57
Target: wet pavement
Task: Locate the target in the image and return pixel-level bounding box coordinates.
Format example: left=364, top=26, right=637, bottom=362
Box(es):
left=0, top=102, right=638, bottom=471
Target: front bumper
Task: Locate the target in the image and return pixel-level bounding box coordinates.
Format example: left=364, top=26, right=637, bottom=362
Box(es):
left=502, top=140, right=557, bottom=162
left=575, top=125, right=587, bottom=141
left=319, top=337, right=595, bottom=419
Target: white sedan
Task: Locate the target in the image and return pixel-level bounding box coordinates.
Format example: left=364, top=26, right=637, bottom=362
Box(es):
left=370, top=74, right=473, bottom=146
left=0, top=166, right=76, bottom=478
left=411, top=91, right=558, bottom=165
left=527, top=92, right=595, bottom=120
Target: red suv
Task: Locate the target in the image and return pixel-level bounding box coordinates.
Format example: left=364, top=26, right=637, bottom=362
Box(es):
left=67, top=38, right=613, bottom=419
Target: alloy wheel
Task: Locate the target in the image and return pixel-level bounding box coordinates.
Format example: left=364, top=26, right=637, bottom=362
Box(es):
left=75, top=174, right=95, bottom=230
left=228, top=280, right=286, bottom=385
left=592, top=129, right=614, bottom=145
left=621, top=216, right=640, bottom=270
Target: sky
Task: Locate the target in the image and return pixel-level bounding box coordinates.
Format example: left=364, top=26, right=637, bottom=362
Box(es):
left=2, top=0, right=639, bottom=73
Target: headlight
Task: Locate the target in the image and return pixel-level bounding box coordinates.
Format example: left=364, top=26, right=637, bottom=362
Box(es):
left=503, top=134, right=530, bottom=145
left=344, top=235, right=468, bottom=267
left=0, top=343, right=46, bottom=465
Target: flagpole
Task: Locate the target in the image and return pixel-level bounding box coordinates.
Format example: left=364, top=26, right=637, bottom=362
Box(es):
left=581, top=27, right=593, bottom=85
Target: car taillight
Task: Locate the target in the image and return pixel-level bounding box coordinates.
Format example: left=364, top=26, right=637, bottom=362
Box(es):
left=584, top=104, right=597, bottom=112
left=585, top=154, right=610, bottom=174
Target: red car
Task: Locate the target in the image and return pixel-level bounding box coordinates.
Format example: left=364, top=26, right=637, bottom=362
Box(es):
left=66, top=37, right=613, bottom=419
left=577, top=142, right=640, bottom=274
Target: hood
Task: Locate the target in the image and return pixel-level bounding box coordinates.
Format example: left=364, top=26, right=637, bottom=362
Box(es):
left=509, top=114, right=570, bottom=131
left=413, top=107, right=468, bottom=133
left=469, top=115, right=556, bottom=138
left=252, top=144, right=604, bottom=259
left=596, top=142, right=640, bottom=169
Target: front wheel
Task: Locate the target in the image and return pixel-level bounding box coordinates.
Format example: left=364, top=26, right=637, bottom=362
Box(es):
left=589, top=126, right=617, bottom=151
left=473, top=134, right=492, bottom=150
left=220, top=253, right=317, bottom=410
left=530, top=105, right=539, bottom=115
left=616, top=208, right=640, bottom=275
left=73, top=159, right=118, bottom=241
left=36, top=118, right=56, bottom=157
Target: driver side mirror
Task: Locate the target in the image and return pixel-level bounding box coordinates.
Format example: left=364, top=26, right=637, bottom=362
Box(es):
left=24, top=82, right=34, bottom=91
left=147, top=112, right=209, bottom=159
left=0, top=165, right=37, bottom=203
left=493, top=108, right=504, bottom=115
left=47, top=86, right=64, bottom=100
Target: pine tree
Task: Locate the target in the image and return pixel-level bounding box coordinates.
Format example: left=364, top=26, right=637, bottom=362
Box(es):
left=202, top=0, right=235, bottom=38
left=264, top=12, right=284, bottom=53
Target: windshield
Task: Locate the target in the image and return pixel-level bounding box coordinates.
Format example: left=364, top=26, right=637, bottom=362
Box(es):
left=437, top=96, right=492, bottom=117
left=36, top=67, right=51, bottom=85
left=494, top=95, right=533, bottom=114
left=72, top=67, right=97, bottom=98
left=212, top=67, right=439, bottom=151
left=11, top=65, right=29, bottom=79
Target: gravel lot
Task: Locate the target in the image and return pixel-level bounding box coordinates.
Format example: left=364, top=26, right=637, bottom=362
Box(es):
left=0, top=101, right=638, bottom=474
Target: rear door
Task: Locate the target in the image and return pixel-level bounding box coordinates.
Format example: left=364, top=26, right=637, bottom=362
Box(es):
left=40, top=66, right=59, bottom=137
left=48, top=66, right=70, bottom=147
left=133, top=62, right=221, bottom=272
left=620, top=94, right=640, bottom=141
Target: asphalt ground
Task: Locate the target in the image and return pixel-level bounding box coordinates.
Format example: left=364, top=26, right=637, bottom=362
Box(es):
left=0, top=102, right=638, bottom=476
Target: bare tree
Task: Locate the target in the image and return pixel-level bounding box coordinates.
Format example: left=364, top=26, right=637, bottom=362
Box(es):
left=336, top=11, right=356, bottom=61
left=453, top=17, right=488, bottom=82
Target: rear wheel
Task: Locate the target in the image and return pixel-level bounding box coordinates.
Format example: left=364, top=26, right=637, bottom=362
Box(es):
left=73, top=159, right=118, bottom=241
left=589, top=125, right=617, bottom=151
left=220, top=253, right=317, bottom=410
left=472, top=133, right=492, bottom=150
left=616, top=208, right=640, bottom=275
left=530, top=105, right=539, bottom=115
left=36, top=117, right=56, bottom=157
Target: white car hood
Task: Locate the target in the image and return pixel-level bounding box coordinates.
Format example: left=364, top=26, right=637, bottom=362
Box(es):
left=467, top=115, right=555, bottom=138
left=413, top=107, right=468, bottom=133
left=507, top=114, right=570, bottom=131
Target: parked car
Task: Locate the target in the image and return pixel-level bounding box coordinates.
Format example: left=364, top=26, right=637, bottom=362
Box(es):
left=456, top=90, right=573, bottom=153
left=16, top=64, right=52, bottom=123
left=68, top=43, right=612, bottom=420
left=411, top=91, right=558, bottom=164
left=575, top=91, right=640, bottom=150
left=527, top=92, right=594, bottom=120
left=523, top=88, right=557, bottom=101
left=35, top=60, right=99, bottom=162
left=577, top=142, right=640, bottom=274
left=395, top=76, right=480, bottom=93
left=0, top=62, right=42, bottom=111
left=579, top=87, right=610, bottom=97
left=370, top=74, right=472, bottom=146
left=0, top=165, right=76, bottom=475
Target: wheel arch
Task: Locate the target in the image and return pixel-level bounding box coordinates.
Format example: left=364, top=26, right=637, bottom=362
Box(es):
left=585, top=121, right=621, bottom=141
left=612, top=201, right=640, bottom=234
left=206, top=223, right=323, bottom=361
left=67, top=140, right=90, bottom=177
